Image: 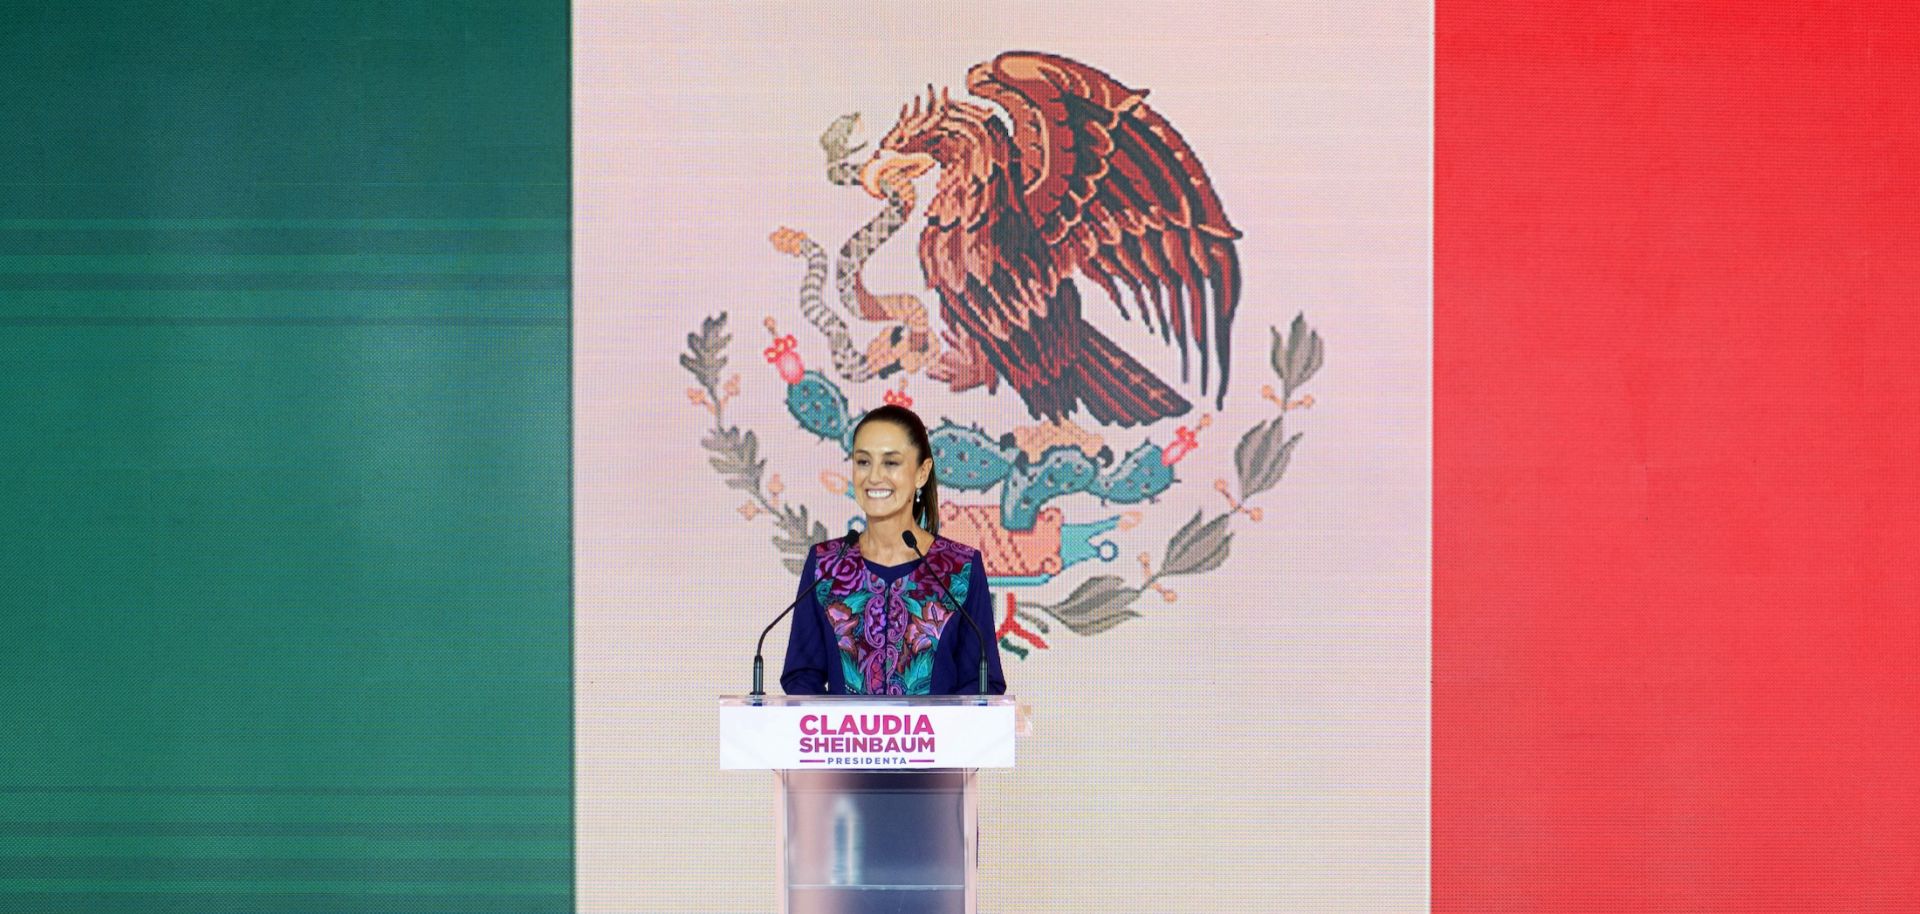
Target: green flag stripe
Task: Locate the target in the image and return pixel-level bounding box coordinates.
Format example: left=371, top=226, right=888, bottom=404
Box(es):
left=2, top=290, right=565, bottom=309
left=3, top=0, right=571, bottom=908
left=0, top=219, right=566, bottom=230
left=0, top=824, right=570, bottom=839
left=0, top=254, right=562, bottom=274
left=0, top=314, right=565, bottom=328
left=0, top=892, right=569, bottom=914
left=0, top=275, right=565, bottom=292
left=0, top=856, right=568, bottom=881
left=0, top=838, right=569, bottom=858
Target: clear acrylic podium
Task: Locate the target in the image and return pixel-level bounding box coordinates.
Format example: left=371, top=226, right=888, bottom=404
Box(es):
left=719, top=695, right=1017, bottom=914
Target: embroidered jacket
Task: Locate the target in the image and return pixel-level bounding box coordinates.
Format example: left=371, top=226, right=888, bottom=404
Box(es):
left=780, top=536, right=1008, bottom=696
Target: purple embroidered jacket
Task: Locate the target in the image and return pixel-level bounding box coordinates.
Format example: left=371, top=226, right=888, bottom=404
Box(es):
left=780, top=536, right=1008, bottom=696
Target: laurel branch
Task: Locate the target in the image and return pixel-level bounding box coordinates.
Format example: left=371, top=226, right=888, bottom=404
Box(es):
left=1024, top=311, right=1324, bottom=636
left=685, top=312, right=830, bottom=574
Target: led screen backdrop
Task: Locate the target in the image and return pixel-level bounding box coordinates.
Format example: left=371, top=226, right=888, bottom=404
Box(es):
left=10, top=3, right=1916, bottom=913
left=574, top=2, right=1431, bottom=911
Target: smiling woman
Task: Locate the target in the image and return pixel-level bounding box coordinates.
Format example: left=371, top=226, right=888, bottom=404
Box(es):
left=849, top=405, right=941, bottom=556
left=780, top=405, right=1008, bottom=696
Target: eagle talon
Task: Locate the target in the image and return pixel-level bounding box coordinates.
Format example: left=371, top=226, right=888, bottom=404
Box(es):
left=928, top=330, right=997, bottom=394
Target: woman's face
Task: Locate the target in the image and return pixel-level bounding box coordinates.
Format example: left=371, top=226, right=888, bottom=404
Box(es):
left=850, top=420, right=932, bottom=524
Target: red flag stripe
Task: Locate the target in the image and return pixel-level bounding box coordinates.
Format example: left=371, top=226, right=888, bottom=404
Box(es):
left=1436, top=3, right=1920, bottom=910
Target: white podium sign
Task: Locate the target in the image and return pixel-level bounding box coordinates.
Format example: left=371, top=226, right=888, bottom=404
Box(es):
left=719, top=697, right=1016, bottom=770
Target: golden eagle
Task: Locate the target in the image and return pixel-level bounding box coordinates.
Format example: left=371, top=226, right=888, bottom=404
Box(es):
left=859, top=51, right=1242, bottom=428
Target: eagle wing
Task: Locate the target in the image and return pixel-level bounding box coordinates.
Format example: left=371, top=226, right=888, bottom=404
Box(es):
left=966, top=51, right=1243, bottom=400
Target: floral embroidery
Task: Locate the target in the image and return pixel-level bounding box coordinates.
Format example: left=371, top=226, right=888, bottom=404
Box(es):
left=817, top=544, right=867, bottom=595
left=812, top=537, right=968, bottom=695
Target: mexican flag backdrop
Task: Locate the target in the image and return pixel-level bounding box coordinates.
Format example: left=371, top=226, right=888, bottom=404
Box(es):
left=3, top=2, right=1915, bottom=912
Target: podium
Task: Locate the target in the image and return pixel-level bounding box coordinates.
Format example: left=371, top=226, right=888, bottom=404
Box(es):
left=719, top=695, right=1018, bottom=914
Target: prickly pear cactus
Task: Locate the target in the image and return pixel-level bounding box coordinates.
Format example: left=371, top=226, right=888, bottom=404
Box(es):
left=928, top=421, right=1017, bottom=489
left=929, top=421, right=1177, bottom=530
left=785, top=369, right=852, bottom=447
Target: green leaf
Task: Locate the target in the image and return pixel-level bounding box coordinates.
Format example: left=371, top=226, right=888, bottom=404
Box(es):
left=1161, top=510, right=1232, bottom=578
left=841, top=653, right=864, bottom=694
left=1270, top=312, right=1324, bottom=400
left=775, top=510, right=831, bottom=574
left=681, top=312, right=732, bottom=393
left=903, top=651, right=934, bottom=695
left=1032, top=574, right=1143, bottom=636
left=771, top=504, right=827, bottom=553
left=1234, top=416, right=1302, bottom=500
left=701, top=426, right=764, bottom=493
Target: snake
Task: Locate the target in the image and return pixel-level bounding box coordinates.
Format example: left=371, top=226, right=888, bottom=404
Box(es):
left=770, top=114, right=936, bottom=383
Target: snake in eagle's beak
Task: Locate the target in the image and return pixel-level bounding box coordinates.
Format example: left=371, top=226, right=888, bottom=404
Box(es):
left=859, top=152, right=938, bottom=200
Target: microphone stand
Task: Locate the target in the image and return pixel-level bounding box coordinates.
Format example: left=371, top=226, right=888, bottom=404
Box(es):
left=749, top=598, right=799, bottom=699
left=903, top=531, right=991, bottom=696
left=752, top=530, right=859, bottom=697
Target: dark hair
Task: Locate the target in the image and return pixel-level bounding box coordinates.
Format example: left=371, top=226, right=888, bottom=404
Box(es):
left=851, top=404, right=940, bottom=536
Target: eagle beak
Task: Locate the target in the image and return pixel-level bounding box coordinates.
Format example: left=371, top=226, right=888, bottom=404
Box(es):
left=859, top=152, right=937, bottom=199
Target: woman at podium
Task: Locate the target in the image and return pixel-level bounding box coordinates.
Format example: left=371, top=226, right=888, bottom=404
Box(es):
left=781, top=405, right=1008, bottom=696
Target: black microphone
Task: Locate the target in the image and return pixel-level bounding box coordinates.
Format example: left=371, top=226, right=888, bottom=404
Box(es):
left=903, top=530, right=992, bottom=696
left=752, top=529, right=858, bottom=696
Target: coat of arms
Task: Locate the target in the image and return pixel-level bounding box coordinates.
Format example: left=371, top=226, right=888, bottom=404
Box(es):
left=680, top=52, right=1326, bottom=660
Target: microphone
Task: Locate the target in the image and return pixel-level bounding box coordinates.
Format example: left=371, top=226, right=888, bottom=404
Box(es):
left=903, top=530, right=992, bottom=696
left=752, top=529, right=859, bottom=696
